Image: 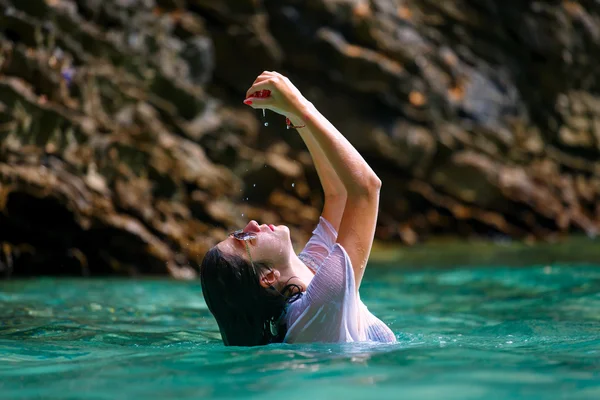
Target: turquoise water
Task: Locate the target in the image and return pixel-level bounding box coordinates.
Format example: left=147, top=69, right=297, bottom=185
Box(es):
left=1, top=265, right=599, bottom=399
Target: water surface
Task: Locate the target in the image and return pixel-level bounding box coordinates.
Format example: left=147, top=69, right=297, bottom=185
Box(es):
left=1, top=264, right=599, bottom=399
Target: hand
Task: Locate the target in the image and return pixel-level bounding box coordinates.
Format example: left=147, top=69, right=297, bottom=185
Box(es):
left=243, top=71, right=307, bottom=118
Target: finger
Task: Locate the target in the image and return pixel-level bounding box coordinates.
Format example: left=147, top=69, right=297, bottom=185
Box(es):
left=244, top=80, right=276, bottom=101
left=247, top=76, right=272, bottom=93
left=243, top=91, right=273, bottom=105
left=251, top=73, right=271, bottom=86
left=243, top=92, right=276, bottom=108
left=251, top=71, right=276, bottom=84
left=243, top=91, right=274, bottom=107
left=246, top=77, right=271, bottom=98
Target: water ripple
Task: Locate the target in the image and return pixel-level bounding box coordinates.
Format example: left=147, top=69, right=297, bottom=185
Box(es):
left=0, top=267, right=599, bottom=399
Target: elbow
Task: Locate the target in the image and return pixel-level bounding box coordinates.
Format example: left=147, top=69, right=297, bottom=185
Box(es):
left=364, top=172, right=382, bottom=193
left=369, top=175, right=382, bottom=191
left=349, top=173, right=381, bottom=196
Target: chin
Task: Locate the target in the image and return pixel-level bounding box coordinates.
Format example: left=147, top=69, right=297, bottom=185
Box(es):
left=279, top=225, right=291, bottom=237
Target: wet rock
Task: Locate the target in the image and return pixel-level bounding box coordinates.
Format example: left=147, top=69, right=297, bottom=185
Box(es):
left=1, top=0, right=599, bottom=278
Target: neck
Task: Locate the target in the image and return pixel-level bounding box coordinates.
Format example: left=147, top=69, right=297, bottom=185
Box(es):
left=278, top=253, right=314, bottom=292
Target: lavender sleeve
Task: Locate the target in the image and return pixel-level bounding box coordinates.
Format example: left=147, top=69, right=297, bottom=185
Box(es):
left=298, top=217, right=338, bottom=273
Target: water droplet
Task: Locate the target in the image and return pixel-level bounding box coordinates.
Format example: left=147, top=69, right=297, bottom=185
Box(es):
left=264, top=122, right=269, bottom=127
left=253, top=184, right=256, bottom=187
left=291, top=183, right=295, bottom=188
left=241, top=213, right=244, bottom=217
left=262, top=109, right=266, bottom=118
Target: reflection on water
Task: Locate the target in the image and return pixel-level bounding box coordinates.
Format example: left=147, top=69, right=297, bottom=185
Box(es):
left=0, top=265, right=599, bottom=399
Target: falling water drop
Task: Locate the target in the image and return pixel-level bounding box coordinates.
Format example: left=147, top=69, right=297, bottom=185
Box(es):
left=241, top=213, right=244, bottom=217
left=262, top=109, right=266, bottom=118
left=292, top=183, right=295, bottom=188
left=253, top=184, right=256, bottom=187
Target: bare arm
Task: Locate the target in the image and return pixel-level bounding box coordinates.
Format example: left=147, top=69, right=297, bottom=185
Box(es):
left=293, top=124, right=346, bottom=231
left=288, top=103, right=380, bottom=291
left=245, top=72, right=381, bottom=291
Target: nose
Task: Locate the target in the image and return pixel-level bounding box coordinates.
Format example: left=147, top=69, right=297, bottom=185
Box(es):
left=243, top=220, right=260, bottom=233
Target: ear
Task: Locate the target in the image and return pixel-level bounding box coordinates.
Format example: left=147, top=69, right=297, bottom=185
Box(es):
left=259, top=268, right=280, bottom=289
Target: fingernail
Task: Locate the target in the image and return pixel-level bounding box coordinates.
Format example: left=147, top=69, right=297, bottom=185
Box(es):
left=243, top=99, right=253, bottom=105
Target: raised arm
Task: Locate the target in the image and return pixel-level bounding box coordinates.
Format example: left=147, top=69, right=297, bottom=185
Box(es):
left=295, top=126, right=346, bottom=231
left=244, top=72, right=381, bottom=291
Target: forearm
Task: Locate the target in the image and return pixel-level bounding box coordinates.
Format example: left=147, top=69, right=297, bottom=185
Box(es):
left=294, top=127, right=347, bottom=229
left=287, top=100, right=380, bottom=195
left=296, top=129, right=346, bottom=198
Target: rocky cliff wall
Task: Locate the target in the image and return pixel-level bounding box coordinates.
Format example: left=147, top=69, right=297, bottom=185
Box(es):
left=0, top=0, right=599, bottom=277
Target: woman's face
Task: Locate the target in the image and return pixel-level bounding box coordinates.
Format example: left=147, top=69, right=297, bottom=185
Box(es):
left=217, top=220, right=293, bottom=269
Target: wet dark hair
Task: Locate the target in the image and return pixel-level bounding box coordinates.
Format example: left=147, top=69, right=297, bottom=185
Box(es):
left=200, top=246, right=302, bottom=346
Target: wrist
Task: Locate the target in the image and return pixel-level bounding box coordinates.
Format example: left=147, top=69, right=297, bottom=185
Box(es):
left=288, top=95, right=314, bottom=120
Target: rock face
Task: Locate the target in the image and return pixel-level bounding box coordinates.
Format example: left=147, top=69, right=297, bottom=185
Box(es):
left=0, top=0, right=599, bottom=277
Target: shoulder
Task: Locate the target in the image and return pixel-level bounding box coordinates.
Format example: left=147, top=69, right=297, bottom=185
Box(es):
left=297, top=216, right=340, bottom=272
left=309, top=216, right=338, bottom=246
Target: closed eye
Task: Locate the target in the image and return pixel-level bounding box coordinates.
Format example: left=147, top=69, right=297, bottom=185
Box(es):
left=231, top=237, right=257, bottom=250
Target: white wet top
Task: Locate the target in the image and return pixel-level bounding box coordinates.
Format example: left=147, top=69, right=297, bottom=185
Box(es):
left=283, top=217, right=396, bottom=344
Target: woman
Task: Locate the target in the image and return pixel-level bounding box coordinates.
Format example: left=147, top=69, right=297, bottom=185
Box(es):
left=200, top=71, right=396, bottom=346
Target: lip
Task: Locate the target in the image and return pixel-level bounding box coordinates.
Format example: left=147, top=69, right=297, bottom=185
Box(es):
left=268, top=224, right=275, bottom=232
